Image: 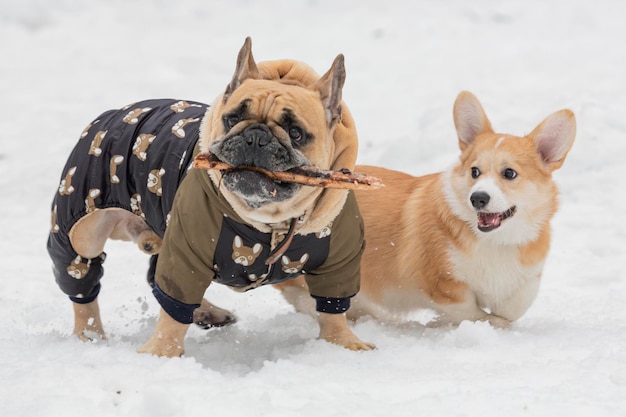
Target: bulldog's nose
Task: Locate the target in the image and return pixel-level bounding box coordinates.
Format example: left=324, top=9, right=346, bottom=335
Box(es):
left=470, top=191, right=490, bottom=210
left=244, top=125, right=271, bottom=148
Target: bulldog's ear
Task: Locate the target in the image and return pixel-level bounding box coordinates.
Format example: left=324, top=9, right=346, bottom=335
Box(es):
left=453, top=91, right=494, bottom=151
left=224, top=37, right=260, bottom=102
left=312, top=54, right=346, bottom=127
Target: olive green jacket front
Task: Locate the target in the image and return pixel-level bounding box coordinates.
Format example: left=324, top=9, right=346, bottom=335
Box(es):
left=153, top=167, right=365, bottom=323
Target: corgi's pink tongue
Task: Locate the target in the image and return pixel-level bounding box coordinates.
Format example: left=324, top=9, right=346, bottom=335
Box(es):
left=476, top=207, right=516, bottom=232
left=478, top=213, right=501, bottom=229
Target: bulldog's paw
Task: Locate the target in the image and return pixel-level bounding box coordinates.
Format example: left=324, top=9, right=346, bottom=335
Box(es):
left=317, top=312, right=376, bottom=351
left=74, top=329, right=106, bottom=343
left=137, top=230, right=162, bottom=255
left=137, top=334, right=185, bottom=358
left=72, top=301, right=106, bottom=342
left=327, top=335, right=376, bottom=351
left=138, top=308, right=189, bottom=357
left=193, top=299, right=237, bottom=329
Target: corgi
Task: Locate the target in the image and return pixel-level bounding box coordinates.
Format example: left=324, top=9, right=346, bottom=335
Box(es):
left=276, top=91, right=576, bottom=328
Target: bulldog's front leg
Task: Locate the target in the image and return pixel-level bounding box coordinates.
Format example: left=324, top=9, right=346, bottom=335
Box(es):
left=138, top=308, right=189, bottom=357
left=317, top=312, right=375, bottom=351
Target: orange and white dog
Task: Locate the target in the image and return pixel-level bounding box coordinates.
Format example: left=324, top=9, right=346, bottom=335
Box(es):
left=277, top=91, right=576, bottom=328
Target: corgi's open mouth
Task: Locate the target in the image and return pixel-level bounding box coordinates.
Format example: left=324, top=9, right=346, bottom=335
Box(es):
left=477, top=206, right=517, bottom=232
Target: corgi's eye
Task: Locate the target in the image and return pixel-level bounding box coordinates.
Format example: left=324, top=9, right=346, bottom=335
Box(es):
left=503, top=168, right=518, bottom=180
left=471, top=167, right=481, bottom=179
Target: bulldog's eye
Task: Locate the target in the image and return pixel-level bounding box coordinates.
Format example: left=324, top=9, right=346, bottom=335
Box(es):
left=503, top=168, right=518, bottom=180
left=471, top=167, right=481, bottom=179
left=224, top=115, right=241, bottom=130
left=288, top=126, right=303, bottom=142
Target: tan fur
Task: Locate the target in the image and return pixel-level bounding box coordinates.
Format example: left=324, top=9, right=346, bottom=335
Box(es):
left=69, top=208, right=161, bottom=259
left=140, top=39, right=371, bottom=357
left=137, top=308, right=189, bottom=357
left=277, top=91, right=576, bottom=328
left=73, top=300, right=106, bottom=341
left=69, top=208, right=228, bottom=340
left=69, top=209, right=162, bottom=339
left=198, top=56, right=358, bottom=235
left=67, top=38, right=370, bottom=354
left=317, top=312, right=375, bottom=350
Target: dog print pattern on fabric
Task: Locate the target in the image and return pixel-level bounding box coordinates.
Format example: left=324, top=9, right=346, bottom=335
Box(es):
left=67, top=255, right=90, bottom=280
left=47, top=99, right=208, bottom=303
left=110, top=155, right=124, bottom=184
left=171, top=118, right=201, bottom=139
left=51, top=205, right=60, bottom=233
left=123, top=107, right=151, bottom=124
left=85, top=189, right=101, bottom=213
left=232, top=236, right=262, bottom=266
left=88, top=130, right=107, bottom=156
left=58, top=167, right=76, bottom=196
left=281, top=254, right=310, bottom=274
left=147, top=168, right=166, bottom=196
left=170, top=100, right=203, bottom=113
left=130, top=194, right=145, bottom=219
left=212, top=216, right=330, bottom=290
left=132, top=134, right=156, bottom=161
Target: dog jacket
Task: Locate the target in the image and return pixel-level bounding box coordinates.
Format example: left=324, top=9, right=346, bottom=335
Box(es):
left=48, top=99, right=364, bottom=324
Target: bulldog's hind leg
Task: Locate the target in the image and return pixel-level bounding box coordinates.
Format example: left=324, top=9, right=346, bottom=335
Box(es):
left=68, top=208, right=162, bottom=340
left=273, top=276, right=316, bottom=317
left=69, top=208, right=162, bottom=259
left=193, top=299, right=237, bottom=329
left=73, top=300, right=106, bottom=341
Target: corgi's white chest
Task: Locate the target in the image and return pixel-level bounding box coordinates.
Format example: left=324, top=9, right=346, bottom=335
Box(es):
left=448, top=242, right=543, bottom=307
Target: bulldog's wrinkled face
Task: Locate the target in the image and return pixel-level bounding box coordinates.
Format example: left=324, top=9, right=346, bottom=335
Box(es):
left=209, top=91, right=320, bottom=208
left=205, top=37, right=346, bottom=219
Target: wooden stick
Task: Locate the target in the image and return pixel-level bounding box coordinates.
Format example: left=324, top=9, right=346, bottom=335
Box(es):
left=193, top=153, right=384, bottom=190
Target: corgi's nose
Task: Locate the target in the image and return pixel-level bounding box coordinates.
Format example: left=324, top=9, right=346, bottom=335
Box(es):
left=470, top=192, right=490, bottom=209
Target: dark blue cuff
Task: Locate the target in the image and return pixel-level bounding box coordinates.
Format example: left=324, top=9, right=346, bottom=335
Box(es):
left=70, top=282, right=101, bottom=304
left=152, top=283, right=200, bottom=324
left=313, top=295, right=351, bottom=314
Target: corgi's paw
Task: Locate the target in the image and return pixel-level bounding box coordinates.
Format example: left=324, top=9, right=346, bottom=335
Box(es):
left=481, top=314, right=511, bottom=329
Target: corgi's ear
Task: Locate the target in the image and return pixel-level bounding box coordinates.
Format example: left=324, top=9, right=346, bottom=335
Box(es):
left=453, top=91, right=494, bottom=150
left=528, top=109, right=576, bottom=171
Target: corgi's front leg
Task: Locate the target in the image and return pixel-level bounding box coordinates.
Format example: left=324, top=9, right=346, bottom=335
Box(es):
left=491, top=277, right=541, bottom=323
left=431, top=292, right=512, bottom=329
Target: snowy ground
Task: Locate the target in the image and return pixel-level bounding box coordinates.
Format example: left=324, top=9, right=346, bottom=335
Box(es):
left=1, top=1, right=626, bottom=416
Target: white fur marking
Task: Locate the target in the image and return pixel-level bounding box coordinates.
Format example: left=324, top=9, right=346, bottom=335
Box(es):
left=471, top=177, right=510, bottom=213
left=448, top=242, right=543, bottom=320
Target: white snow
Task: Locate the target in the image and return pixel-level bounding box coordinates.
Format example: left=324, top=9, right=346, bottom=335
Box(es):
left=1, top=1, right=625, bottom=416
